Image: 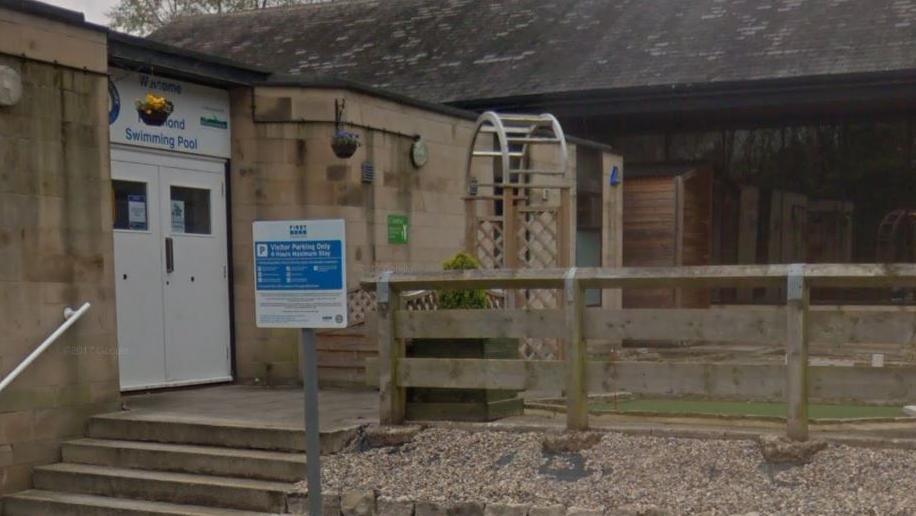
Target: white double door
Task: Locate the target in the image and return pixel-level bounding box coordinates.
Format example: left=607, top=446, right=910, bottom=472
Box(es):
left=112, top=147, right=231, bottom=391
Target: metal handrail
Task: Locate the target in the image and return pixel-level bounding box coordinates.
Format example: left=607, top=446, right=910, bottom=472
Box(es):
left=0, top=302, right=91, bottom=395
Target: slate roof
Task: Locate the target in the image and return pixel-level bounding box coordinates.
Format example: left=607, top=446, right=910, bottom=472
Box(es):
left=151, top=0, right=916, bottom=104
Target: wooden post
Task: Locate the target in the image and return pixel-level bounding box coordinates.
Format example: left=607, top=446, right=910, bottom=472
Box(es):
left=464, top=198, right=477, bottom=256
left=559, top=188, right=574, bottom=268
left=502, top=187, right=519, bottom=310
left=564, top=268, right=588, bottom=430
left=785, top=264, right=809, bottom=441
left=377, top=272, right=405, bottom=425
left=601, top=154, right=624, bottom=356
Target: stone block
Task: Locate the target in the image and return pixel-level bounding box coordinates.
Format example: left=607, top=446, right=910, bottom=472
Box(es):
left=565, top=508, right=601, bottom=516
left=484, top=503, right=528, bottom=516
left=341, top=490, right=376, bottom=516
left=415, top=501, right=449, bottom=516
left=289, top=490, right=341, bottom=516
left=378, top=496, right=415, bottom=516
left=541, top=432, right=601, bottom=453
left=0, top=444, right=13, bottom=467
left=364, top=425, right=422, bottom=448
left=528, top=506, right=564, bottom=516
left=757, top=435, right=827, bottom=464
left=606, top=506, right=670, bottom=516
left=448, top=502, right=484, bottom=516
left=0, top=410, right=33, bottom=443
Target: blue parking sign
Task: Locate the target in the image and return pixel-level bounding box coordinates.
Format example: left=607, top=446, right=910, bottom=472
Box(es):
left=253, top=219, right=348, bottom=328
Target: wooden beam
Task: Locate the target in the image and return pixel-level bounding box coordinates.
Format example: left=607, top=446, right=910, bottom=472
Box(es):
left=396, top=358, right=562, bottom=391
left=362, top=264, right=916, bottom=291
left=368, top=358, right=916, bottom=405
left=585, top=361, right=784, bottom=400
left=396, top=307, right=788, bottom=343
left=464, top=198, right=478, bottom=256
left=394, top=304, right=916, bottom=350
left=559, top=188, right=574, bottom=268
left=391, top=304, right=916, bottom=348
left=583, top=307, right=785, bottom=344
left=502, top=186, right=519, bottom=271
left=396, top=309, right=565, bottom=340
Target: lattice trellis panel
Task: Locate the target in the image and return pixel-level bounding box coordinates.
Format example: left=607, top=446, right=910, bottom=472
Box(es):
left=515, top=207, right=563, bottom=360
left=344, top=288, right=507, bottom=326
left=518, top=288, right=562, bottom=360
left=347, top=288, right=377, bottom=325
left=517, top=208, right=560, bottom=268
left=475, top=218, right=504, bottom=269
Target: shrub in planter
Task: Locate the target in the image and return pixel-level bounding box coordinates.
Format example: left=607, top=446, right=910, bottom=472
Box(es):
left=406, top=252, right=523, bottom=422
left=331, top=130, right=360, bottom=158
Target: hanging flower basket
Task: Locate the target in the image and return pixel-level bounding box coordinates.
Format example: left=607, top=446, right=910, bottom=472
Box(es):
left=135, top=92, right=173, bottom=126
left=331, top=130, right=361, bottom=158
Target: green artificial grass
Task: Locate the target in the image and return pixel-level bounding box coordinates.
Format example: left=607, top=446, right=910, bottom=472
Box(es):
left=590, top=399, right=904, bottom=419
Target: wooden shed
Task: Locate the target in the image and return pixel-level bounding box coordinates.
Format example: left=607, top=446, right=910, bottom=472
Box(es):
left=623, top=162, right=713, bottom=308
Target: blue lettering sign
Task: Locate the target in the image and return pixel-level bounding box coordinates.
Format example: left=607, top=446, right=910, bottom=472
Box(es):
left=254, top=240, right=343, bottom=291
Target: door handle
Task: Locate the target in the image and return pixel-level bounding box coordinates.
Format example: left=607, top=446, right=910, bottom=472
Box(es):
left=165, top=237, right=174, bottom=273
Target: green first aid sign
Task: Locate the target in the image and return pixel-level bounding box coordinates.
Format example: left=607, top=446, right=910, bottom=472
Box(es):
left=387, top=214, right=408, bottom=244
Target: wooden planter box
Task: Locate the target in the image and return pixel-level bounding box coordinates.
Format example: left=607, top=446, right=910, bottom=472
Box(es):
left=406, top=338, right=524, bottom=421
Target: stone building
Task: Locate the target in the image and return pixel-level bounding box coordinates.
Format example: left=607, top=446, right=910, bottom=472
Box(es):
left=0, top=0, right=620, bottom=496
left=0, top=2, right=119, bottom=493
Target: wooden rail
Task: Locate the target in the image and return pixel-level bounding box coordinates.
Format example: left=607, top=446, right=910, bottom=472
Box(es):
left=362, top=265, right=916, bottom=440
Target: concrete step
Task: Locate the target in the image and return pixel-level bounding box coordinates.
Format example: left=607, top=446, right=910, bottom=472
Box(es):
left=87, top=411, right=358, bottom=453
left=62, top=438, right=306, bottom=482
left=2, top=489, right=275, bottom=516
left=32, top=463, right=303, bottom=513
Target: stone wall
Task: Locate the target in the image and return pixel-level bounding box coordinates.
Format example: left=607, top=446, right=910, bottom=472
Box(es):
left=0, top=8, right=119, bottom=494
left=229, top=87, right=489, bottom=385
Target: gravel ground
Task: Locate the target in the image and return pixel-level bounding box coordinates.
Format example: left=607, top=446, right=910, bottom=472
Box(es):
left=315, top=428, right=916, bottom=515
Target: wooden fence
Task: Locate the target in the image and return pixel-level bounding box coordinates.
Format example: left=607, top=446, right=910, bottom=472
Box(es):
left=361, top=264, right=916, bottom=441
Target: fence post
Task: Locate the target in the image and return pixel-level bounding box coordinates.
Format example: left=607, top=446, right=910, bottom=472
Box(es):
left=377, top=272, right=405, bottom=425
left=564, top=268, right=588, bottom=430
left=785, top=264, right=809, bottom=441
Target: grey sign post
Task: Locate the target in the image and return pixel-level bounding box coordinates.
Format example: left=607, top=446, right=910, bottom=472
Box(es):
left=301, top=328, right=322, bottom=516
left=251, top=219, right=348, bottom=516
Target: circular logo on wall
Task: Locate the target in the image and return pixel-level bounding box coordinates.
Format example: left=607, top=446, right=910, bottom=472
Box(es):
left=108, top=80, right=121, bottom=125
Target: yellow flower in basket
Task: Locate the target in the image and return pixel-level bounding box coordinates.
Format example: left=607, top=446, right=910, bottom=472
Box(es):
left=135, top=92, right=174, bottom=126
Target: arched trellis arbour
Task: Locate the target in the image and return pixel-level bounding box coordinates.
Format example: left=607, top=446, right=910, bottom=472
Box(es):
left=463, top=112, right=573, bottom=359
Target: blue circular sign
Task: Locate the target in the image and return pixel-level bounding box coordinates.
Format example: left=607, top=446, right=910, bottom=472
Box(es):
left=108, top=80, right=120, bottom=125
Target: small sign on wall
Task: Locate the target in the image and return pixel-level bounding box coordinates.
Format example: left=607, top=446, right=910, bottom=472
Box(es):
left=388, top=214, right=409, bottom=244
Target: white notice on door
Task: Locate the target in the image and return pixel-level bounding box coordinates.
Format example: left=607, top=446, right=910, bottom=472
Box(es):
left=127, top=194, right=147, bottom=230
left=171, top=200, right=185, bottom=233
